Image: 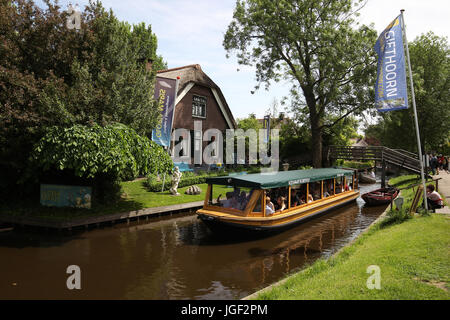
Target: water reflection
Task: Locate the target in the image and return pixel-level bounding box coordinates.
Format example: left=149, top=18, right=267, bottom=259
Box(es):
left=0, top=184, right=385, bottom=300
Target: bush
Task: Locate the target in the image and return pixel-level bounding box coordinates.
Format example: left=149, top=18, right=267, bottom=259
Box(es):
left=30, top=123, right=173, bottom=203
left=145, top=171, right=228, bottom=192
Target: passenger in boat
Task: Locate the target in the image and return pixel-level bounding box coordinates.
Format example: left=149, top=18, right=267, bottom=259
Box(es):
left=266, top=196, right=275, bottom=215
left=300, top=193, right=313, bottom=203
left=219, top=192, right=234, bottom=208
left=275, top=195, right=286, bottom=212
left=325, top=181, right=334, bottom=196
left=291, top=189, right=301, bottom=207
left=426, top=185, right=444, bottom=211
left=335, top=183, right=343, bottom=194
left=312, top=182, right=321, bottom=200
left=323, top=184, right=331, bottom=197
left=239, top=191, right=248, bottom=210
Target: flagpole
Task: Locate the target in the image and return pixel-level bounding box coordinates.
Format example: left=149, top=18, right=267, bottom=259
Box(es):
left=400, top=9, right=428, bottom=211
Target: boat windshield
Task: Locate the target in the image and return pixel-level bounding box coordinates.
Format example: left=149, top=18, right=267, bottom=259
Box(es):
left=211, top=186, right=257, bottom=211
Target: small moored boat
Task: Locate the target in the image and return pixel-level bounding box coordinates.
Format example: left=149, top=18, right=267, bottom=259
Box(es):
left=361, top=187, right=399, bottom=206
left=197, top=168, right=359, bottom=233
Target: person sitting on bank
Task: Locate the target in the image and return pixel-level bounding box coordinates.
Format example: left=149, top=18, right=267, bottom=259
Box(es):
left=266, top=196, right=275, bottom=215
left=426, top=184, right=444, bottom=211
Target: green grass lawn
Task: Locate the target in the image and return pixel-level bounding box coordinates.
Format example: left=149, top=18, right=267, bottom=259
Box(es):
left=255, top=214, right=450, bottom=300
left=121, top=180, right=230, bottom=208
left=0, top=180, right=230, bottom=221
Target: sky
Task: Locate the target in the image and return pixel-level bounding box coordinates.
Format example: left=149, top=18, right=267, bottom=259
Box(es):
left=38, top=0, right=450, bottom=120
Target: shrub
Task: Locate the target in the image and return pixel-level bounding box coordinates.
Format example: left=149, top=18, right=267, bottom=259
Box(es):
left=145, top=171, right=228, bottom=192
left=30, top=123, right=173, bottom=203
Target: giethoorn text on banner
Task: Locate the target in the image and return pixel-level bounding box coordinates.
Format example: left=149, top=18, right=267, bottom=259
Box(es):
left=374, top=15, right=408, bottom=112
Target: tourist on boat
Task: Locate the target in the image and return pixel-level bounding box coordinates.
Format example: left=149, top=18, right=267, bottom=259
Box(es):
left=311, top=182, right=321, bottom=200
left=275, top=196, right=286, bottom=212
left=219, top=192, right=234, bottom=208
left=291, top=189, right=301, bottom=207
left=266, top=196, right=275, bottom=215
left=326, top=180, right=334, bottom=195
left=426, top=185, right=443, bottom=211
left=238, top=191, right=248, bottom=210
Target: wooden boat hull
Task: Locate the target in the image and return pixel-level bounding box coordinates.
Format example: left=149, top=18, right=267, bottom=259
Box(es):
left=197, top=191, right=359, bottom=233
left=361, top=188, right=398, bottom=206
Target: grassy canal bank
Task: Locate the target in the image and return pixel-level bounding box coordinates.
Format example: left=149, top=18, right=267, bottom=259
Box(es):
left=0, top=180, right=229, bottom=222
left=252, top=175, right=450, bottom=300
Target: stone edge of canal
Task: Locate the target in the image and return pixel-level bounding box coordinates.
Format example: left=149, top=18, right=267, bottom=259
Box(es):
left=0, top=201, right=204, bottom=232
left=241, top=201, right=392, bottom=300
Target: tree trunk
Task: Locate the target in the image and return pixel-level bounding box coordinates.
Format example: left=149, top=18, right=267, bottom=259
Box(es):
left=303, top=84, right=323, bottom=168
left=311, top=121, right=323, bottom=168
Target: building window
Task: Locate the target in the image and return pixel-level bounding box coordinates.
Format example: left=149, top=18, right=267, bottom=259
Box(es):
left=192, top=95, right=207, bottom=118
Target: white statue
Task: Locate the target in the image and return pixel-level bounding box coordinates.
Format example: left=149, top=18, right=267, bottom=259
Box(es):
left=170, top=166, right=182, bottom=195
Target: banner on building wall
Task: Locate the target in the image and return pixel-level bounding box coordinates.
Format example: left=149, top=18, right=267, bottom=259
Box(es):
left=152, top=76, right=178, bottom=147
left=374, top=15, right=408, bottom=112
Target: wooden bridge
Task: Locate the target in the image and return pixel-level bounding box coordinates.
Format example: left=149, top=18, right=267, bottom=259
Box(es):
left=328, top=146, right=422, bottom=187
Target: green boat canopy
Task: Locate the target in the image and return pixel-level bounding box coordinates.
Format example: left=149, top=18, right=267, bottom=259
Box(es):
left=206, top=168, right=355, bottom=189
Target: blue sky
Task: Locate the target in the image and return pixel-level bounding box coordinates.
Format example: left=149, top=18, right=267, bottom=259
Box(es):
left=38, top=0, right=450, bottom=120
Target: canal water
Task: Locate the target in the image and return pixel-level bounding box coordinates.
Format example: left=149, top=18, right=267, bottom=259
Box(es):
left=0, top=183, right=386, bottom=299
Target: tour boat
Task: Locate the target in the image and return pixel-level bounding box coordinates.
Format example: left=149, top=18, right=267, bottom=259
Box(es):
left=197, top=168, right=359, bottom=233
left=361, top=187, right=398, bottom=206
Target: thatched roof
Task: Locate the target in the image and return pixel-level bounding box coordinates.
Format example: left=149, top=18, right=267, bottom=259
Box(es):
left=157, top=64, right=236, bottom=128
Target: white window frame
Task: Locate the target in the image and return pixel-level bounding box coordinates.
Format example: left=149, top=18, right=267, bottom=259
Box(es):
left=192, top=94, right=207, bottom=119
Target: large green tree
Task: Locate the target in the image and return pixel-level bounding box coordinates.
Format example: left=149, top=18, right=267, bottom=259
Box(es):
left=223, top=0, right=377, bottom=167
left=364, top=32, right=449, bottom=153
left=0, top=0, right=165, bottom=196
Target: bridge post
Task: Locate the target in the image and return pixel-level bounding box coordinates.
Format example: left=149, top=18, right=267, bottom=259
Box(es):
left=381, top=159, right=386, bottom=188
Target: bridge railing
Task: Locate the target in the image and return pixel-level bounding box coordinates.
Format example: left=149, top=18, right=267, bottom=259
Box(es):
left=329, top=145, right=421, bottom=174
left=392, top=149, right=419, bottom=159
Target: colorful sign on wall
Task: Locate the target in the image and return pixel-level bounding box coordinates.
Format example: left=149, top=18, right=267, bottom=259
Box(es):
left=40, top=184, right=92, bottom=209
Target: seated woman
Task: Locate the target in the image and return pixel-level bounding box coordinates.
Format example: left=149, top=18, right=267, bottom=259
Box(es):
left=291, top=189, right=301, bottom=207
left=426, top=184, right=444, bottom=211
left=238, top=191, right=248, bottom=210
left=265, top=196, right=275, bottom=215
left=274, top=195, right=286, bottom=212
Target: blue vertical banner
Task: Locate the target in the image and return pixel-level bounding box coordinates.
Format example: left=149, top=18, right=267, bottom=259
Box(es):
left=374, top=15, right=408, bottom=112
left=152, top=76, right=178, bottom=147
